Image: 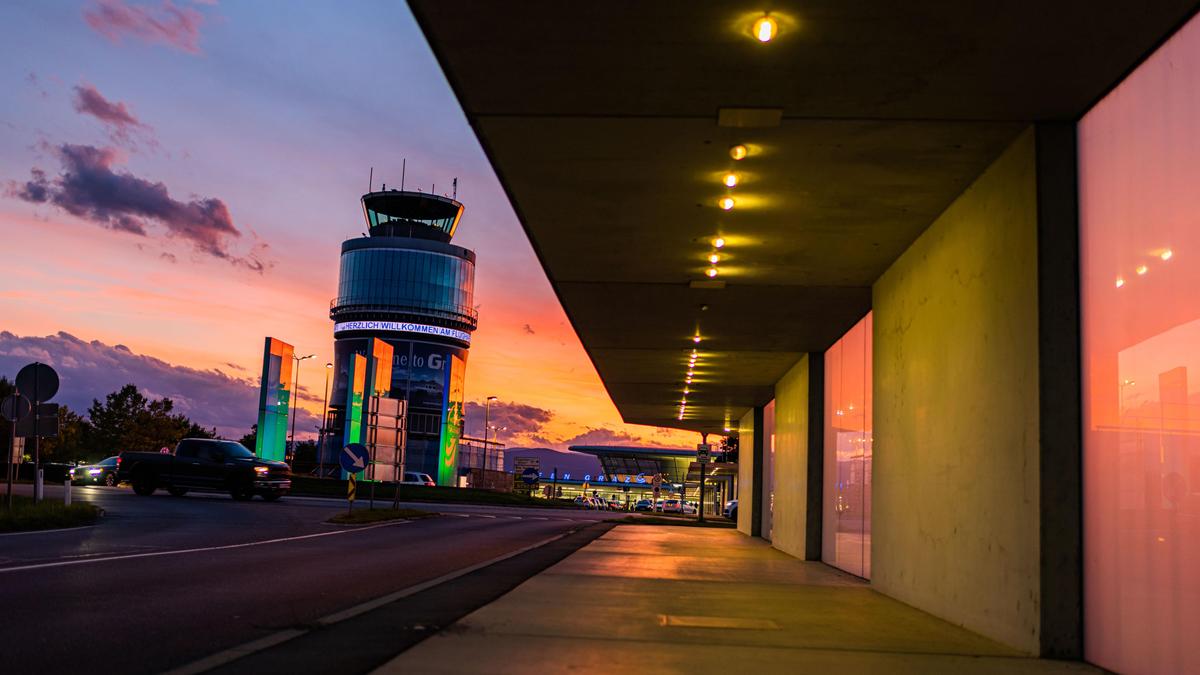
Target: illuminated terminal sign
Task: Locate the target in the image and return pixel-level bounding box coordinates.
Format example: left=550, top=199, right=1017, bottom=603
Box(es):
left=334, top=321, right=472, bottom=344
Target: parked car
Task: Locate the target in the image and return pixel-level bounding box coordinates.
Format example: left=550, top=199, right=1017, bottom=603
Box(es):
left=572, top=495, right=591, bottom=508
left=118, top=438, right=290, bottom=501
left=662, top=499, right=682, bottom=513
left=724, top=499, right=738, bottom=519
left=70, top=456, right=120, bottom=486
left=607, top=498, right=624, bottom=510
left=680, top=501, right=697, bottom=515
left=633, top=499, right=654, bottom=512
left=400, top=472, right=436, bottom=486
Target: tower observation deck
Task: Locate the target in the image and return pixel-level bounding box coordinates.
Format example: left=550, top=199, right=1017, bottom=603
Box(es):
left=326, top=190, right=477, bottom=484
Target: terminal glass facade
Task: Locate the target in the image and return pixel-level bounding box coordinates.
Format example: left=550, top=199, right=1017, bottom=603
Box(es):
left=1080, top=12, right=1200, bottom=674
left=823, top=312, right=873, bottom=578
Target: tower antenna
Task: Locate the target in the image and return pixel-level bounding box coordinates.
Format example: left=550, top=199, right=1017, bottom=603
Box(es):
left=368, top=167, right=373, bottom=192
left=453, top=177, right=458, bottom=199
left=401, top=158, right=406, bottom=191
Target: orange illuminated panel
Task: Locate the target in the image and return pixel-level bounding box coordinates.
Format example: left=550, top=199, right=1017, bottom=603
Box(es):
left=1080, top=12, right=1200, bottom=674
left=823, top=312, right=872, bottom=579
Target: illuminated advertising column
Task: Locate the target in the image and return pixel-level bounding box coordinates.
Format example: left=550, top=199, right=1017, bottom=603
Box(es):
left=341, top=352, right=367, bottom=478
left=255, top=337, right=294, bottom=461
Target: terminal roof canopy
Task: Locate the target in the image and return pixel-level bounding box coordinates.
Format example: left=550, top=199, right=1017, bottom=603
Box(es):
left=408, top=0, right=1197, bottom=434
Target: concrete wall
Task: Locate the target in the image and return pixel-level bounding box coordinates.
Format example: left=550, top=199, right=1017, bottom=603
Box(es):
left=872, top=129, right=1041, bottom=653
left=770, top=355, right=810, bottom=559
left=736, top=408, right=756, bottom=536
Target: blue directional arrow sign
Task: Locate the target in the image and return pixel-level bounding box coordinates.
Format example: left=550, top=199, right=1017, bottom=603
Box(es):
left=521, top=467, right=539, bottom=485
left=340, top=443, right=370, bottom=476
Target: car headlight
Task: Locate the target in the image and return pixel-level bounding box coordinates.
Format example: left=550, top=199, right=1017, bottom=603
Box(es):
left=254, top=466, right=269, bottom=475
left=88, top=468, right=102, bottom=475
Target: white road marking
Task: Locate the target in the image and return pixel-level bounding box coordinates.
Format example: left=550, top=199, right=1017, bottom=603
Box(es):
left=0, top=525, right=95, bottom=537
left=0, top=519, right=413, bottom=574
left=474, top=514, right=497, bottom=519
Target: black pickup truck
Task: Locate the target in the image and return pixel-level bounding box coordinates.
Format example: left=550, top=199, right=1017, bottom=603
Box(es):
left=118, top=438, right=291, bottom=501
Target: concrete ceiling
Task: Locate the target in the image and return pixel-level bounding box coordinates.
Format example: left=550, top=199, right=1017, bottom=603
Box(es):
left=409, top=0, right=1199, bottom=434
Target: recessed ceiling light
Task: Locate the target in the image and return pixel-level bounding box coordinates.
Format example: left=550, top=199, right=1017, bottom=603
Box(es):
left=719, top=198, right=735, bottom=211
left=729, top=145, right=747, bottom=161
left=708, top=253, right=720, bottom=264
left=753, top=15, right=777, bottom=43
left=1161, top=249, right=1173, bottom=261
left=1136, top=264, right=1148, bottom=275
left=706, top=267, right=719, bottom=278
left=712, top=237, right=725, bottom=249
left=1115, top=277, right=1125, bottom=288
left=723, top=173, right=739, bottom=188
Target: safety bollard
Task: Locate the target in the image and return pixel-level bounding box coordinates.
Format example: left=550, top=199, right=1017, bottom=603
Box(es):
left=63, top=479, right=71, bottom=506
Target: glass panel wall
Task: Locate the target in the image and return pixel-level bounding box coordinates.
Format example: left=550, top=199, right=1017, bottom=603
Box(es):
left=1080, top=13, right=1200, bottom=674
left=823, top=312, right=873, bottom=578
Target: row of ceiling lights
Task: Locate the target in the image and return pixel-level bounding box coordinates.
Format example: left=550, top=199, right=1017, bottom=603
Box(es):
left=1114, top=248, right=1173, bottom=288
left=677, top=13, right=778, bottom=424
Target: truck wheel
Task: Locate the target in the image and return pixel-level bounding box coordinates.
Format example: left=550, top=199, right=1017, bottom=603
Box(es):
left=230, top=486, right=254, bottom=501
left=132, top=472, right=156, bottom=496
left=167, top=487, right=188, bottom=497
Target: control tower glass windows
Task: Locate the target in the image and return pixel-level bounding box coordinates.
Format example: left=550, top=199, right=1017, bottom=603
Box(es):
left=336, top=248, right=475, bottom=318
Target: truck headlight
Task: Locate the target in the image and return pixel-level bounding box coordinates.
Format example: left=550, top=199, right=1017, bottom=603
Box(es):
left=88, top=468, right=102, bottom=475
left=254, top=466, right=269, bottom=475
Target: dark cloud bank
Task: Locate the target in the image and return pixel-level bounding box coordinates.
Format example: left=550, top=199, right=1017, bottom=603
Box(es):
left=0, top=331, right=319, bottom=439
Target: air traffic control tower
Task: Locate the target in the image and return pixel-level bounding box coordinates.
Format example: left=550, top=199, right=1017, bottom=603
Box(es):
left=326, top=190, right=477, bottom=485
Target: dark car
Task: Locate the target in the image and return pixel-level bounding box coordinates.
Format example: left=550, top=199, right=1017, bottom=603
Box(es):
left=70, top=456, right=120, bottom=486
left=118, top=439, right=291, bottom=501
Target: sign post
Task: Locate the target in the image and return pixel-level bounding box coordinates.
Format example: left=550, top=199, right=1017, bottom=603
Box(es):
left=340, top=443, right=370, bottom=516
left=696, top=443, right=711, bottom=523
left=16, top=362, right=59, bottom=503
left=2, top=393, right=31, bottom=510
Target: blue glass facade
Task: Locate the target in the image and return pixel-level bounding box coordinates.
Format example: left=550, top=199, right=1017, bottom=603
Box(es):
left=336, top=244, right=475, bottom=318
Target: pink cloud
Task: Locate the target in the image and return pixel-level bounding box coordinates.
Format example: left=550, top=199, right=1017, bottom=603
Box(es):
left=83, top=0, right=206, bottom=54
left=72, top=83, right=156, bottom=150
left=10, top=143, right=268, bottom=272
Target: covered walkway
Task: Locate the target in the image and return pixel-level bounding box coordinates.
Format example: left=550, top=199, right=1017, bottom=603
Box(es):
left=376, top=526, right=1098, bottom=674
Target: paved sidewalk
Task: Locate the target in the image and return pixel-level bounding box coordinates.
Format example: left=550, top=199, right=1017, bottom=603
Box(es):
left=375, top=526, right=1099, bottom=674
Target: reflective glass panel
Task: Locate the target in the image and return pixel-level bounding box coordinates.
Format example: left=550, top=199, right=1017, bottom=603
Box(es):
left=1080, top=13, right=1200, bottom=674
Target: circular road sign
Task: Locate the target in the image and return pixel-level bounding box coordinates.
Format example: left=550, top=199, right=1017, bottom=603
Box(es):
left=0, top=393, right=31, bottom=422
left=16, top=362, right=59, bottom=402
left=340, top=443, right=370, bottom=474
left=521, top=467, right=539, bottom=485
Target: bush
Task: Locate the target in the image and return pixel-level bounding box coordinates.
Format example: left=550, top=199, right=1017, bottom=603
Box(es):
left=289, top=476, right=582, bottom=509
left=0, top=495, right=104, bottom=533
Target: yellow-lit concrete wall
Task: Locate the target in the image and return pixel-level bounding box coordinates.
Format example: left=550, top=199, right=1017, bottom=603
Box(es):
left=770, top=355, right=810, bottom=559
left=736, top=408, right=756, bottom=536
left=872, top=129, right=1041, bottom=652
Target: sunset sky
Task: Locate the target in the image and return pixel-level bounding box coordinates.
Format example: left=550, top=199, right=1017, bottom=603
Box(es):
left=0, top=0, right=699, bottom=451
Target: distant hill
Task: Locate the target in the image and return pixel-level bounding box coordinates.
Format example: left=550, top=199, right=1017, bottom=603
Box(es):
left=503, top=447, right=601, bottom=477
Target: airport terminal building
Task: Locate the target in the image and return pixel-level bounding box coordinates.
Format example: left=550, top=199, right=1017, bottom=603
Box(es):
left=411, top=3, right=1200, bottom=672
left=325, top=189, right=476, bottom=485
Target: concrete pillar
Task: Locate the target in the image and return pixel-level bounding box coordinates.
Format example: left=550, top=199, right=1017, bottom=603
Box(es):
left=805, top=352, right=824, bottom=561
left=1034, top=122, right=1083, bottom=659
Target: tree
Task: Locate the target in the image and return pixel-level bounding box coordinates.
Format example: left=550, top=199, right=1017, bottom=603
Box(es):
left=238, top=424, right=258, bottom=451
left=87, top=384, right=215, bottom=454
left=39, top=406, right=89, bottom=463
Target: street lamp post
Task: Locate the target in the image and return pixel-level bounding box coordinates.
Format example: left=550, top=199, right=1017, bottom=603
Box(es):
left=289, top=353, right=315, bottom=466
left=317, top=362, right=332, bottom=477
left=483, top=395, right=498, bottom=470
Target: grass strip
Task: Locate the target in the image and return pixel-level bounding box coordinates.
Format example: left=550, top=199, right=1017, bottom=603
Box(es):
left=327, top=507, right=439, bottom=525
left=0, top=495, right=104, bottom=533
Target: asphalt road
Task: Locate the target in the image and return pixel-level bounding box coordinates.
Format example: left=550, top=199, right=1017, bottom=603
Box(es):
left=0, top=484, right=611, bottom=674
